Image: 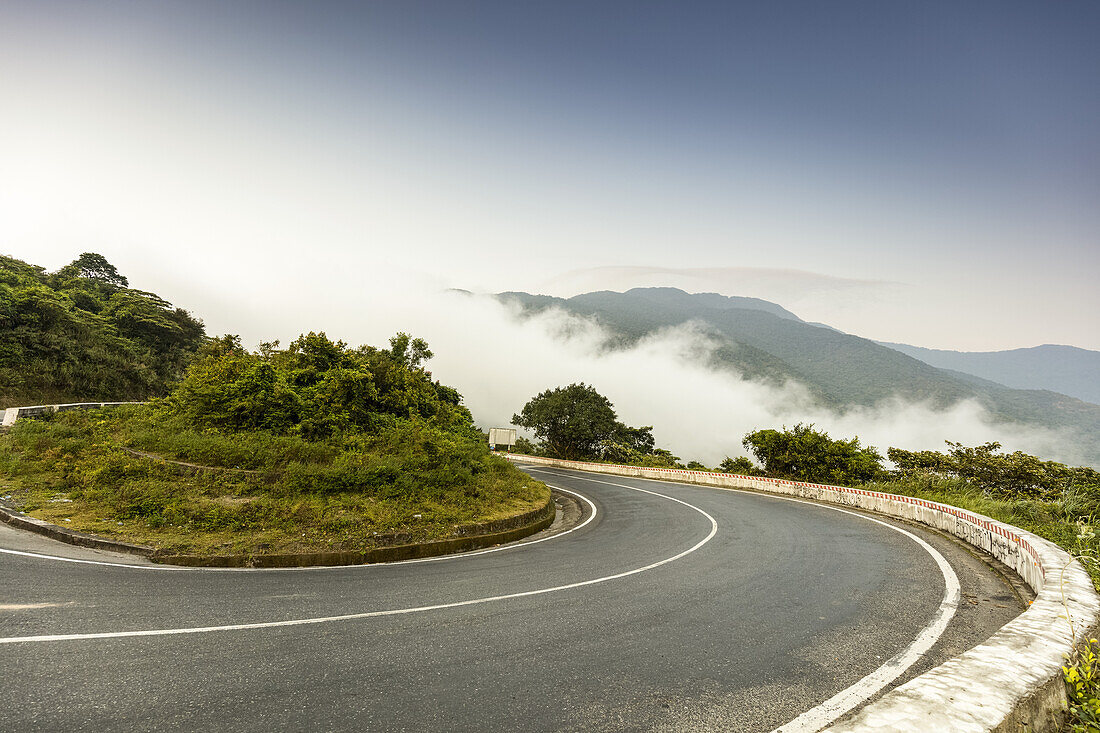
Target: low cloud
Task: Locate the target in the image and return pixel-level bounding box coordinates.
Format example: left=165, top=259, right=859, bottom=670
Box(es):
left=344, top=288, right=1081, bottom=468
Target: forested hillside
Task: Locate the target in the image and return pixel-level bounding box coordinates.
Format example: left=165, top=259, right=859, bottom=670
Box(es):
left=0, top=253, right=205, bottom=408
left=497, top=287, right=1100, bottom=465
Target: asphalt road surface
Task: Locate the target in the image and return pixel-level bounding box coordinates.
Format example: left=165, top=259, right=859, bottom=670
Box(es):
left=0, top=464, right=1026, bottom=732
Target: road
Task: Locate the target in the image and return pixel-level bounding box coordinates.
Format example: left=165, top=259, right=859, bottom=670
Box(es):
left=0, top=464, right=1025, bottom=732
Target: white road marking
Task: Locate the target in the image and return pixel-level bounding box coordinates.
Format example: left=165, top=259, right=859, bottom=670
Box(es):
left=0, top=547, right=175, bottom=571
left=527, top=466, right=961, bottom=733
left=0, top=484, right=717, bottom=644
left=0, top=602, right=72, bottom=611
left=0, top=486, right=597, bottom=573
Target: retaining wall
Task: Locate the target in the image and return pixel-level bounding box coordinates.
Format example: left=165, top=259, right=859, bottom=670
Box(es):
left=2, top=402, right=143, bottom=427
left=511, top=454, right=1100, bottom=732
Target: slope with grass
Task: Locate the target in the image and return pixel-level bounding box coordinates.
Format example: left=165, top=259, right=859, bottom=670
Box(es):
left=0, top=332, right=549, bottom=558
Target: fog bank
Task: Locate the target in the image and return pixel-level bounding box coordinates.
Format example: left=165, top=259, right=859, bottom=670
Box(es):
left=311, top=286, right=1080, bottom=468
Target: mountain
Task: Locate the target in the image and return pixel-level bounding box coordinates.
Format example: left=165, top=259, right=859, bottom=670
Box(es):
left=878, top=343, right=1100, bottom=407
left=496, top=287, right=1100, bottom=465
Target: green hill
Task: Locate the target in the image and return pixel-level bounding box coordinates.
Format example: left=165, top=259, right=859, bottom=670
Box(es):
left=0, top=253, right=205, bottom=408
left=497, top=287, right=1100, bottom=465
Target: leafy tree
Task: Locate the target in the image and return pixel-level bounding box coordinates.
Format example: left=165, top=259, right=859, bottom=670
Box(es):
left=888, top=441, right=1100, bottom=499
left=718, top=456, right=764, bottom=475
left=512, top=384, right=682, bottom=464
left=56, top=252, right=129, bottom=288
left=166, top=331, right=471, bottom=440
left=636, top=448, right=682, bottom=468
left=512, top=436, right=539, bottom=455
left=686, top=460, right=707, bottom=470
left=742, top=423, right=885, bottom=485
left=601, top=423, right=658, bottom=464
left=884, top=446, right=951, bottom=475
left=0, top=253, right=204, bottom=407
left=512, top=383, right=619, bottom=460
left=387, top=332, right=433, bottom=369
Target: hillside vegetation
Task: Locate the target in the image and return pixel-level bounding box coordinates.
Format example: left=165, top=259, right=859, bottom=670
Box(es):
left=0, top=253, right=205, bottom=408
left=498, top=287, right=1100, bottom=465
left=0, top=331, right=547, bottom=556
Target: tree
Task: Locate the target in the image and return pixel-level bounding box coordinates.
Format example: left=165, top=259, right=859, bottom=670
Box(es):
left=388, top=332, right=433, bottom=370
left=0, top=253, right=204, bottom=407
left=58, top=252, right=129, bottom=288
left=887, top=441, right=1100, bottom=499
left=718, top=456, right=763, bottom=476
left=742, top=423, right=885, bottom=485
left=512, top=383, right=620, bottom=460
left=512, top=436, right=539, bottom=455
left=165, top=331, right=470, bottom=439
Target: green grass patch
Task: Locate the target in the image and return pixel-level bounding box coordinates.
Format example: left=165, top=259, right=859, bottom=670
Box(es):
left=858, top=474, right=1100, bottom=591
left=0, top=405, right=549, bottom=556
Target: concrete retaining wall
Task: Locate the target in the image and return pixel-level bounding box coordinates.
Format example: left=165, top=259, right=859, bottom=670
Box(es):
left=2, top=402, right=143, bottom=427
left=511, top=454, right=1100, bottom=732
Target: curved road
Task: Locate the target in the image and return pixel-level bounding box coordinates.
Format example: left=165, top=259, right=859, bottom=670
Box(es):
left=0, top=464, right=1024, bottom=732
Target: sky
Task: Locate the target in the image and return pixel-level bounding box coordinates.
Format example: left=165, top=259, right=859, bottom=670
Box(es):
left=1, top=0, right=1098, bottom=352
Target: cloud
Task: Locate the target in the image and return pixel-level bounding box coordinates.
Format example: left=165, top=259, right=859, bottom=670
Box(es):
left=328, top=287, right=1083, bottom=468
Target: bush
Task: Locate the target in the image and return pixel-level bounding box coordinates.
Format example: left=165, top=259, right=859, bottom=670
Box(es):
left=166, top=331, right=474, bottom=441
left=888, top=442, right=1100, bottom=501
left=742, top=423, right=885, bottom=485
left=718, top=456, right=764, bottom=476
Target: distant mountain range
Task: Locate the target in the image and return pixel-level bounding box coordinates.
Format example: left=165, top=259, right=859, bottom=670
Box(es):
left=496, top=287, right=1100, bottom=465
left=876, top=342, right=1100, bottom=406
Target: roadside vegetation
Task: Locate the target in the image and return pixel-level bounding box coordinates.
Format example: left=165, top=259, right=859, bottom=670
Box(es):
left=512, top=382, right=684, bottom=467
left=0, top=253, right=205, bottom=408
left=0, top=332, right=547, bottom=556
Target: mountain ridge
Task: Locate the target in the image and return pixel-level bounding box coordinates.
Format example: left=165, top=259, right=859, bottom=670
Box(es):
left=495, top=287, right=1100, bottom=465
left=877, top=342, right=1100, bottom=406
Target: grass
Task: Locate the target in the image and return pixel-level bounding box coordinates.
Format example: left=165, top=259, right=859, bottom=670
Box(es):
left=859, top=474, right=1100, bottom=591
left=0, top=405, right=549, bottom=556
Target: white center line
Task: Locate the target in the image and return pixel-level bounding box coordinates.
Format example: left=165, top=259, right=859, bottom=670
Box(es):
left=528, top=466, right=960, bottom=733
left=0, top=482, right=718, bottom=644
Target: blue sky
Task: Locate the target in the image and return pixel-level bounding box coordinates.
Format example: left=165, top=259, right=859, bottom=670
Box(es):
left=1, top=1, right=1097, bottom=350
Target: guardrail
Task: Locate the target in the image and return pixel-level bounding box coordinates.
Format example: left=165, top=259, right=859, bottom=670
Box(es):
left=510, top=454, right=1099, bottom=732
left=1, top=402, right=144, bottom=428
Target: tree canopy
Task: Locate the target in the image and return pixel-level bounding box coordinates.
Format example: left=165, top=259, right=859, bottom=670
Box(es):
left=55, top=252, right=129, bottom=288
left=742, top=423, right=885, bottom=485
left=512, top=383, right=618, bottom=460
left=888, top=441, right=1100, bottom=499
left=167, top=331, right=472, bottom=440
left=511, top=383, right=677, bottom=464
left=0, top=253, right=205, bottom=407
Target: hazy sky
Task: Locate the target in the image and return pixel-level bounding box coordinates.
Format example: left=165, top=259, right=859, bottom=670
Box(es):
left=2, top=1, right=1097, bottom=351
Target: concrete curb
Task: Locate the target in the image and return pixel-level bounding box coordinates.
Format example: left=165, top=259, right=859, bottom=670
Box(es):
left=153, top=496, right=556, bottom=568
left=2, top=402, right=144, bottom=427
left=511, top=454, right=1100, bottom=732
left=0, top=502, right=156, bottom=557
left=0, top=495, right=555, bottom=568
